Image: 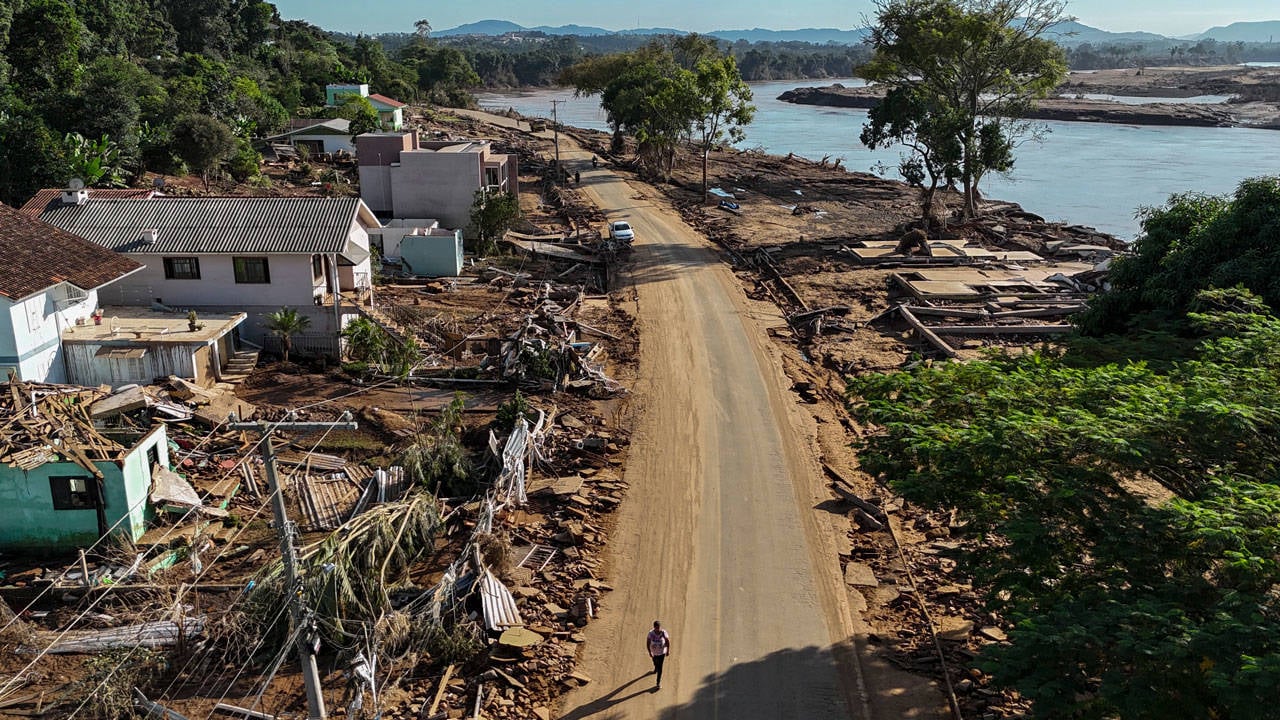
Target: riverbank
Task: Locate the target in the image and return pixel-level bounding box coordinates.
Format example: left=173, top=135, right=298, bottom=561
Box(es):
left=778, top=83, right=1280, bottom=129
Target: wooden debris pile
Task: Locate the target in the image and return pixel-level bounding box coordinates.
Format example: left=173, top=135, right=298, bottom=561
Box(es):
left=384, top=408, right=630, bottom=720
left=495, top=295, right=626, bottom=397
left=0, top=380, right=128, bottom=476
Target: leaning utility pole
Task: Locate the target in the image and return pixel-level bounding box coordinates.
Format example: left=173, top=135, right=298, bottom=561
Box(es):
left=550, top=99, right=565, bottom=177
left=230, top=413, right=359, bottom=720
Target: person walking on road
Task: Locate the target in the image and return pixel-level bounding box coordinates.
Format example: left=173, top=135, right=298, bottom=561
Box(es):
left=647, top=620, right=671, bottom=689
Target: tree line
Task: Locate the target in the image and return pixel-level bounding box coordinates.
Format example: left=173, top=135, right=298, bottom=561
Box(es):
left=0, top=1, right=480, bottom=207
left=559, top=35, right=756, bottom=200
left=340, top=31, right=875, bottom=87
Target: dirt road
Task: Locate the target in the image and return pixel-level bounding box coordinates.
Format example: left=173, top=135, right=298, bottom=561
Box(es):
left=451, top=108, right=942, bottom=719
left=563, top=159, right=869, bottom=719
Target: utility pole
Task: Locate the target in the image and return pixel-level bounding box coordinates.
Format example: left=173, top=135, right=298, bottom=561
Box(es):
left=230, top=413, right=358, bottom=720
left=550, top=99, right=565, bottom=179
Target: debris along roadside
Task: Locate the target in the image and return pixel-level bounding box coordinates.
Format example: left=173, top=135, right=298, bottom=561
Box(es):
left=0, top=114, right=639, bottom=720
left=556, top=128, right=1122, bottom=720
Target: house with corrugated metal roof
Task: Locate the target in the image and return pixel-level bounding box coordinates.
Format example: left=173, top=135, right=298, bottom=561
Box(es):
left=34, top=194, right=379, bottom=358
left=0, top=199, right=143, bottom=383
left=261, top=118, right=355, bottom=157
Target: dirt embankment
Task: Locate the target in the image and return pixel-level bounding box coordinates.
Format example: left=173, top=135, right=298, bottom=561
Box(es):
left=779, top=65, right=1280, bottom=129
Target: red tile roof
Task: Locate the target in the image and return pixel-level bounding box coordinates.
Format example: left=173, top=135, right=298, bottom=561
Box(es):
left=19, top=188, right=156, bottom=217
left=0, top=203, right=143, bottom=300
left=367, top=93, right=407, bottom=109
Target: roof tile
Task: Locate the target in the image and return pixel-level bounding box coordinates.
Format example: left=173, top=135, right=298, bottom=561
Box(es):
left=0, top=203, right=143, bottom=300
left=18, top=188, right=156, bottom=218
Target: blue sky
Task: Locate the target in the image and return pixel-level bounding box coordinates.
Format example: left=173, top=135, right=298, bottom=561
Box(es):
left=269, top=0, right=1277, bottom=37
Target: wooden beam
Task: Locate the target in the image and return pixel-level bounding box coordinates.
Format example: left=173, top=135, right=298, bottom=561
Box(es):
left=899, top=306, right=958, bottom=358
left=427, top=664, right=455, bottom=717
left=901, top=306, right=987, bottom=320
left=212, top=702, right=276, bottom=720
left=989, top=306, right=1086, bottom=319
left=928, top=324, right=1073, bottom=336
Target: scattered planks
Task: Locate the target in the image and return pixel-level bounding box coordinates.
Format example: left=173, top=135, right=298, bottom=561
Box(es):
left=898, top=306, right=959, bottom=359
left=928, top=324, right=1073, bottom=336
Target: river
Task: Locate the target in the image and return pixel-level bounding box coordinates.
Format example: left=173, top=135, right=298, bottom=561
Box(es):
left=476, top=79, right=1280, bottom=239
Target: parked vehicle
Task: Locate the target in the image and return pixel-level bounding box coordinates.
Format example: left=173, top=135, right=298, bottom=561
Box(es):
left=609, top=221, right=635, bottom=243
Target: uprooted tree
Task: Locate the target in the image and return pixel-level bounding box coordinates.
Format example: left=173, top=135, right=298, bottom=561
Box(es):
left=860, top=0, right=1068, bottom=218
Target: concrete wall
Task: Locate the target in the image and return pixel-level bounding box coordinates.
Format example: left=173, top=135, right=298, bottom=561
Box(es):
left=101, top=254, right=328, bottom=309
left=359, top=166, right=394, bottom=214
left=326, top=84, right=369, bottom=106
left=377, top=108, right=404, bottom=131
left=0, top=286, right=101, bottom=384
left=294, top=133, right=355, bottom=154
left=239, top=304, right=344, bottom=347
left=392, top=151, right=482, bottom=229
left=368, top=219, right=440, bottom=257
left=0, top=426, right=167, bottom=549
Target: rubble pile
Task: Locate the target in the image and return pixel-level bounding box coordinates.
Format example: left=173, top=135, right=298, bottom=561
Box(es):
left=829, top=472, right=1032, bottom=720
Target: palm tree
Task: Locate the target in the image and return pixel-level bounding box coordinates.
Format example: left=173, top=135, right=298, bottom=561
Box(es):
left=263, top=307, right=311, bottom=363
left=340, top=317, right=388, bottom=365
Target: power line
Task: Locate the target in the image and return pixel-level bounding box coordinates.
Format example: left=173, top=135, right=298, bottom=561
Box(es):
left=228, top=415, right=359, bottom=720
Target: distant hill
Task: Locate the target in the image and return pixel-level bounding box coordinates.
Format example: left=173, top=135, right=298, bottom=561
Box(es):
left=435, top=20, right=528, bottom=36
left=1043, top=20, right=1169, bottom=46
left=708, top=27, right=872, bottom=44
left=434, top=18, right=1280, bottom=47
left=530, top=24, right=615, bottom=36
left=435, top=21, right=869, bottom=43
left=1194, top=21, right=1280, bottom=43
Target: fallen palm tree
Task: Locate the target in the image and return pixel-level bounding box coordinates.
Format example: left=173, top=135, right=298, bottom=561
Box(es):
left=231, top=492, right=447, bottom=654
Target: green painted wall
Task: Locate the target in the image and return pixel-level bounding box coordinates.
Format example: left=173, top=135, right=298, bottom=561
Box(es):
left=0, top=426, right=168, bottom=549
left=400, top=232, right=464, bottom=278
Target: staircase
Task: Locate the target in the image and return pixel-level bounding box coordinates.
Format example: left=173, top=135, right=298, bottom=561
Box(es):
left=221, top=349, right=260, bottom=382
left=358, top=304, right=413, bottom=346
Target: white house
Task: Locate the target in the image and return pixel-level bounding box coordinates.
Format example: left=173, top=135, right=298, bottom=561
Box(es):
left=356, top=132, right=518, bottom=229
left=262, top=118, right=355, bottom=156
left=36, top=195, right=380, bottom=358
left=0, top=199, right=143, bottom=383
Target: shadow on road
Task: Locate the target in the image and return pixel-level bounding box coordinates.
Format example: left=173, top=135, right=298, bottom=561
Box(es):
left=627, top=645, right=855, bottom=719
left=558, top=673, right=654, bottom=720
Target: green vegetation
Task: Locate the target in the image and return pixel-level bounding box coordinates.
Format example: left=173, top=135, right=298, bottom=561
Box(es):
left=849, top=172, right=1280, bottom=716
left=493, top=390, right=533, bottom=432
left=341, top=317, right=389, bottom=365
left=243, top=492, right=445, bottom=650
left=850, top=293, right=1280, bottom=718
left=262, top=306, right=311, bottom=363
left=170, top=113, right=236, bottom=189
left=401, top=396, right=476, bottom=497
left=0, top=1, right=485, bottom=206
left=562, top=36, right=755, bottom=183
left=1079, top=177, right=1280, bottom=335
left=468, top=188, right=520, bottom=255
left=860, top=0, right=1068, bottom=217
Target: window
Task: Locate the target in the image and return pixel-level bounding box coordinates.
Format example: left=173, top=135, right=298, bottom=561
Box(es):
left=312, top=255, right=325, bottom=280
left=163, top=257, right=201, bottom=280
left=50, top=476, right=98, bottom=510
left=233, top=257, right=270, bottom=284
